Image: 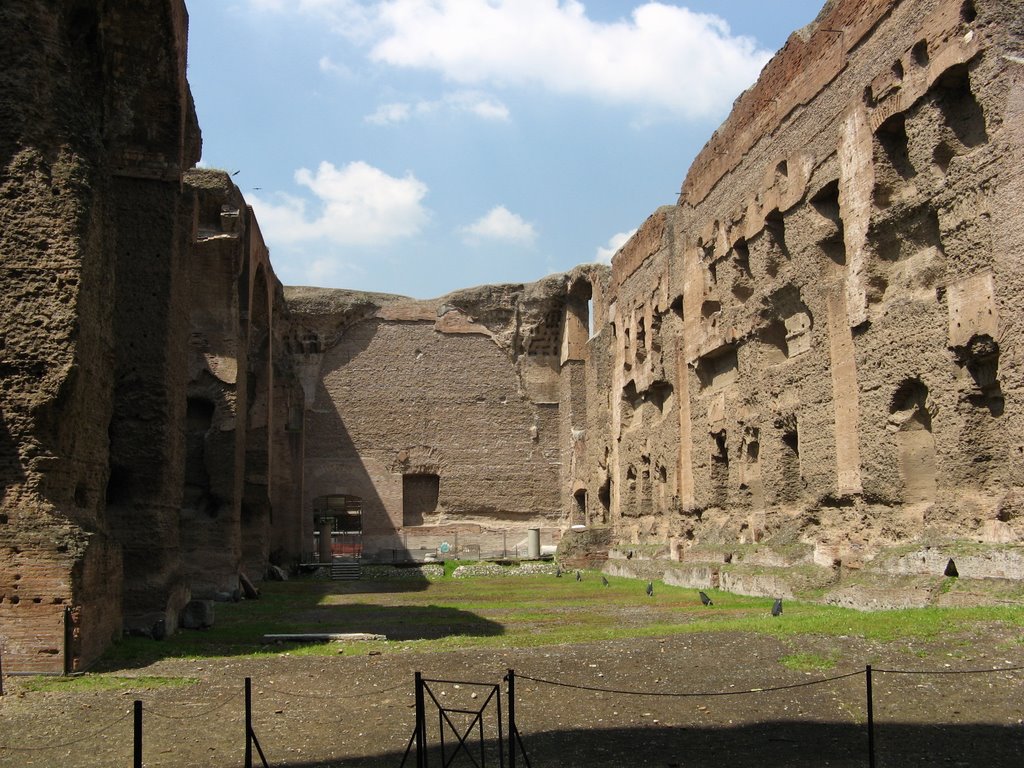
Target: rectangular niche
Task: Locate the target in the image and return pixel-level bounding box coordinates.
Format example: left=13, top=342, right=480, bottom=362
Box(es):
left=403, top=473, right=439, bottom=526
left=696, top=345, right=738, bottom=391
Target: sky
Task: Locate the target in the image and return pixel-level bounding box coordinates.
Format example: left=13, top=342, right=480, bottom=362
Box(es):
left=186, top=0, right=825, bottom=300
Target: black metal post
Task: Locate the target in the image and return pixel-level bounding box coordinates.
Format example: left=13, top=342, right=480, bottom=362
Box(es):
left=245, top=676, right=253, bottom=768
left=496, top=682, right=505, bottom=768
left=133, top=699, right=142, bottom=768
left=415, top=672, right=426, bottom=768
left=507, top=670, right=516, bottom=768
left=866, top=665, right=875, bottom=768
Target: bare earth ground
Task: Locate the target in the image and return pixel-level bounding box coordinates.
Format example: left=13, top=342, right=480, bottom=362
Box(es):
left=1, top=579, right=1022, bottom=768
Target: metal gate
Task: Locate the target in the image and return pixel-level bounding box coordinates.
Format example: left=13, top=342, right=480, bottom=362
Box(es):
left=401, top=671, right=531, bottom=768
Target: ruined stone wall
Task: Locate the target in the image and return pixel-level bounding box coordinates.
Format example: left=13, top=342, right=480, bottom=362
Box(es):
left=288, top=269, right=605, bottom=560
left=599, top=0, right=1024, bottom=595
left=0, top=0, right=200, bottom=671
left=0, top=2, right=304, bottom=672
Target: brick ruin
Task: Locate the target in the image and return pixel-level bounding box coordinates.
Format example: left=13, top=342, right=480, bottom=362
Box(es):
left=1, top=0, right=1021, bottom=673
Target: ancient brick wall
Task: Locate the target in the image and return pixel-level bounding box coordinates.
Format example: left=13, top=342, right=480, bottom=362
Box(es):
left=0, top=0, right=200, bottom=671
left=597, top=0, right=1024, bottom=590
left=288, top=269, right=605, bottom=560
left=0, top=1, right=303, bottom=672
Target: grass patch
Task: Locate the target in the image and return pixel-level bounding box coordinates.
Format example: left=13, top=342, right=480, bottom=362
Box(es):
left=21, top=675, right=198, bottom=693
left=779, top=651, right=839, bottom=671
left=93, top=570, right=1024, bottom=670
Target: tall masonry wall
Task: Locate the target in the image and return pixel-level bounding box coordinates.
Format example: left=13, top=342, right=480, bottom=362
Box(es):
left=0, top=1, right=302, bottom=673
left=287, top=269, right=606, bottom=560
left=593, top=0, right=1024, bottom=602
left=2, top=0, right=1023, bottom=674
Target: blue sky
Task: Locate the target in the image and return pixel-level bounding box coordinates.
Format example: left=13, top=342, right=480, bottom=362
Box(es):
left=187, top=0, right=824, bottom=299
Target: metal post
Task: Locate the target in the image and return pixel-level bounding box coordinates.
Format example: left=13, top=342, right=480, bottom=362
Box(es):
left=865, top=665, right=875, bottom=768
left=245, top=676, right=253, bottom=768
left=133, top=700, right=142, bottom=768
left=415, top=672, right=426, bottom=768
left=507, top=670, right=516, bottom=768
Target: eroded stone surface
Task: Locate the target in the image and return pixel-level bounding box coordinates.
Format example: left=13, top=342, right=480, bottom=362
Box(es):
left=2, top=0, right=1022, bottom=675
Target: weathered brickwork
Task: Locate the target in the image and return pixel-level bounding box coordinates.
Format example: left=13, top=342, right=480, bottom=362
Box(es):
left=287, top=269, right=605, bottom=560
left=2, top=0, right=1022, bottom=673
left=0, top=2, right=301, bottom=673
left=593, top=0, right=1024, bottom=600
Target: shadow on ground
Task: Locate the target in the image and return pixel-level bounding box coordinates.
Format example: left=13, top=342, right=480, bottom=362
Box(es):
left=258, top=720, right=1024, bottom=767
left=92, top=602, right=502, bottom=671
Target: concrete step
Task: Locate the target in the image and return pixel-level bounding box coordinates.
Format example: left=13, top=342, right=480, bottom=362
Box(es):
left=330, top=559, right=361, bottom=580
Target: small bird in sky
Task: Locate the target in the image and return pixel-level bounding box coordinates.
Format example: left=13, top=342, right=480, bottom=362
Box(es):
left=576, top=570, right=582, bottom=582
left=601, top=575, right=609, bottom=587
left=771, top=598, right=783, bottom=617
left=646, top=581, right=654, bottom=597
left=699, top=591, right=713, bottom=607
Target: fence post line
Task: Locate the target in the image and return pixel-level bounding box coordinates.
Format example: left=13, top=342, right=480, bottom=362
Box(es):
left=245, top=676, right=253, bottom=768
left=507, top=669, right=516, bottom=768
left=415, top=671, right=426, bottom=768
left=133, top=699, right=142, bottom=768
left=865, top=665, right=875, bottom=768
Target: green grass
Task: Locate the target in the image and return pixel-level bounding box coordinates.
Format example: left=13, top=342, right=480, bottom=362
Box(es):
left=92, top=568, right=1024, bottom=672
left=20, top=675, right=198, bottom=693
left=779, top=651, right=839, bottom=671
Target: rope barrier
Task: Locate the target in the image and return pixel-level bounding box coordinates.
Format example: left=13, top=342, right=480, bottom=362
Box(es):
left=144, top=690, right=243, bottom=721
left=0, top=710, right=132, bottom=752
left=872, top=664, right=1024, bottom=676
left=515, top=669, right=865, bottom=698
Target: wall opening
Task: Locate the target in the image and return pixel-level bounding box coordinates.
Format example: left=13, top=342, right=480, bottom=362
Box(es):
left=403, top=473, right=440, bottom=527
left=183, top=397, right=217, bottom=516
left=758, top=320, right=789, bottom=364
left=731, top=238, right=754, bottom=301
left=764, top=208, right=789, bottom=273
left=640, top=455, right=653, bottom=515
left=874, top=113, right=916, bottom=207
left=890, top=379, right=937, bottom=503
left=621, top=381, right=642, bottom=430
left=313, top=495, right=362, bottom=558
left=778, top=418, right=801, bottom=504
left=710, top=430, right=729, bottom=508
left=573, top=489, right=587, bottom=525
left=564, top=279, right=593, bottom=360
left=647, top=381, right=674, bottom=414
left=598, top=477, right=611, bottom=524
left=695, top=346, right=738, bottom=391
left=624, top=466, right=638, bottom=517
left=810, top=180, right=846, bottom=266
left=953, top=333, right=1003, bottom=415
left=934, top=63, right=988, bottom=163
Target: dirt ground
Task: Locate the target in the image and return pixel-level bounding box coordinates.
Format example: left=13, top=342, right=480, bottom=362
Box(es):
left=1, top=620, right=1022, bottom=768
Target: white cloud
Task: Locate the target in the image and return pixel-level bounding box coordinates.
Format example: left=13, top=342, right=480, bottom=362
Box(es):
left=318, top=55, right=353, bottom=78
left=247, top=0, right=770, bottom=119
left=446, top=91, right=509, bottom=121
left=367, top=0, right=771, bottom=119
left=364, top=90, right=509, bottom=125
left=595, top=229, right=637, bottom=264
left=365, top=102, right=414, bottom=125
left=248, top=0, right=376, bottom=40
left=249, top=160, right=429, bottom=247
left=460, top=205, right=536, bottom=245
